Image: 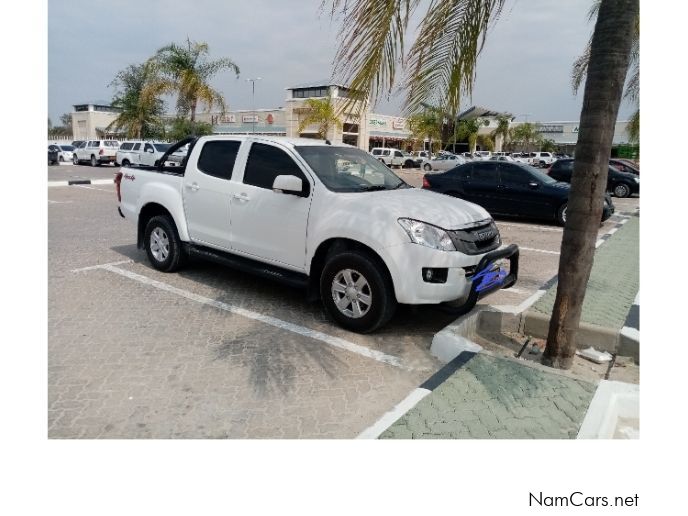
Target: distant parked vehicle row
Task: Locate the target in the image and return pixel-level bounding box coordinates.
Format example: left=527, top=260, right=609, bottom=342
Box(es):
left=370, top=147, right=417, bottom=168
left=548, top=159, right=639, bottom=198
left=117, top=141, right=172, bottom=168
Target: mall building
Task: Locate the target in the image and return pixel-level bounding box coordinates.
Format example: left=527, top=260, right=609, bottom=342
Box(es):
left=66, top=81, right=633, bottom=154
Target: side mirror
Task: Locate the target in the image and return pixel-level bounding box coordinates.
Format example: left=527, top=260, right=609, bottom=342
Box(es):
left=273, top=175, right=303, bottom=195
left=147, top=148, right=154, bottom=153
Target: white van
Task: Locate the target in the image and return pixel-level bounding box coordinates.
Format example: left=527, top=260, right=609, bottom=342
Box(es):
left=370, top=147, right=416, bottom=168
left=117, top=141, right=172, bottom=167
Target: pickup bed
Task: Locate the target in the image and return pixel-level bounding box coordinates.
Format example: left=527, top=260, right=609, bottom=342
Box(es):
left=116, top=135, right=519, bottom=332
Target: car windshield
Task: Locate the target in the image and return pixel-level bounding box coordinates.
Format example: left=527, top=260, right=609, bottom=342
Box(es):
left=59, top=145, right=74, bottom=151
left=522, top=164, right=557, bottom=184
left=104, top=141, right=119, bottom=147
left=296, top=146, right=408, bottom=193
left=154, top=143, right=171, bottom=152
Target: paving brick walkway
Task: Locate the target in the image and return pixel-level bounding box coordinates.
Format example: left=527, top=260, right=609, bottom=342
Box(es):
left=531, top=216, right=639, bottom=330
left=379, top=353, right=596, bottom=439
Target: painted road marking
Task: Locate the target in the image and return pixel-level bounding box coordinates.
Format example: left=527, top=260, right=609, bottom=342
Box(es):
left=75, top=184, right=113, bottom=192
left=497, top=222, right=562, bottom=232
left=48, top=200, right=73, bottom=204
left=519, top=246, right=560, bottom=255
left=74, top=262, right=411, bottom=371
left=357, top=388, right=431, bottom=439
left=71, top=260, right=134, bottom=273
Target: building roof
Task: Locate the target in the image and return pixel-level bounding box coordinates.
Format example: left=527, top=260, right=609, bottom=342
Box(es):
left=458, top=106, right=513, bottom=120
left=286, top=79, right=350, bottom=90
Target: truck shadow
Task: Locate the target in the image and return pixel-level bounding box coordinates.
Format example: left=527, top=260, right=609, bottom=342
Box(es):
left=109, top=244, right=457, bottom=395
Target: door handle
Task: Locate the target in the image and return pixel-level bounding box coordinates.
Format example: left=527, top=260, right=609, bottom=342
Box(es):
left=232, top=193, right=250, bottom=202
left=185, top=182, right=200, bottom=192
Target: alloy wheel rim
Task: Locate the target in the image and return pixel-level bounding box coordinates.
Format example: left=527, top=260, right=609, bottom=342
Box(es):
left=331, top=269, right=372, bottom=319
left=150, top=227, right=170, bottom=262
left=615, top=185, right=628, bottom=197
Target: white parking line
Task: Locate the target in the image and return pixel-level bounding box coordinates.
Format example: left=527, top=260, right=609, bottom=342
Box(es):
left=76, top=185, right=113, bottom=192
left=71, top=260, right=134, bottom=272
left=357, top=388, right=431, bottom=439
left=48, top=200, right=73, bottom=204
left=519, top=246, right=560, bottom=255
left=75, top=262, right=411, bottom=371
left=497, top=222, right=563, bottom=232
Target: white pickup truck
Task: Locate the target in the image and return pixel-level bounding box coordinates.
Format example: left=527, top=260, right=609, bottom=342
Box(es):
left=116, top=136, right=519, bottom=332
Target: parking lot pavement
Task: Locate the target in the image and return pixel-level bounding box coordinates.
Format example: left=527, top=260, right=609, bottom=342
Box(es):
left=48, top=163, right=119, bottom=183
left=48, top=179, right=638, bottom=439
left=49, top=184, right=453, bottom=438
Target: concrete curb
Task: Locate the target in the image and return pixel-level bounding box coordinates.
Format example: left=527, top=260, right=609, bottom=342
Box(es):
left=48, top=179, right=115, bottom=187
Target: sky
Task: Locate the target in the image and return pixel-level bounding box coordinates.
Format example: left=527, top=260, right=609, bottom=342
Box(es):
left=48, top=0, right=636, bottom=124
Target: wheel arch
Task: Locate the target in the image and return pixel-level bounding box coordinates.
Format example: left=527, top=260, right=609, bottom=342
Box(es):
left=307, top=238, right=397, bottom=302
left=137, top=202, right=182, bottom=250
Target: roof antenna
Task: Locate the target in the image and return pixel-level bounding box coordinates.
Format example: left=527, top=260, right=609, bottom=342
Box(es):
left=325, top=139, right=331, bottom=145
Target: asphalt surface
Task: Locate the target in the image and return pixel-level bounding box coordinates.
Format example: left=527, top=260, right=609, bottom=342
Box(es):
left=48, top=164, right=639, bottom=438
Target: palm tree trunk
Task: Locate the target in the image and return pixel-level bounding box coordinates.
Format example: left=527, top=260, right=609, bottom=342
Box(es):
left=543, top=0, right=637, bottom=369
left=190, top=99, right=197, bottom=123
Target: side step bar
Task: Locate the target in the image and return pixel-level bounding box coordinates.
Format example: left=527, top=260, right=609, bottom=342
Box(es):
left=186, top=245, right=309, bottom=290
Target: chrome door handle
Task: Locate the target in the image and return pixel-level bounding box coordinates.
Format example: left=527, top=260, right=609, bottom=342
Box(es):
left=186, top=183, right=200, bottom=192
left=232, top=193, right=250, bottom=202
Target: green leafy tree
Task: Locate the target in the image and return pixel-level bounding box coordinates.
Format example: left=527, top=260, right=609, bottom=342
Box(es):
left=167, top=117, right=214, bottom=141
left=476, top=134, right=494, bottom=152
left=454, top=118, right=488, bottom=153
left=148, top=38, right=240, bottom=122
left=541, top=138, right=556, bottom=153
left=327, top=0, right=639, bottom=369
left=107, top=62, right=165, bottom=139
left=510, top=122, right=542, bottom=152
left=491, top=115, right=512, bottom=150
left=297, top=95, right=343, bottom=139
left=408, top=109, right=442, bottom=152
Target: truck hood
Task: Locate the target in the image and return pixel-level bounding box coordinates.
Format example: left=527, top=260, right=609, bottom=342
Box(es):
left=359, top=188, right=491, bottom=229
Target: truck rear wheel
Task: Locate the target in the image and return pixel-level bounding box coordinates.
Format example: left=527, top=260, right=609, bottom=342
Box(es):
left=320, top=250, right=396, bottom=333
left=144, top=215, right=186, bottom=272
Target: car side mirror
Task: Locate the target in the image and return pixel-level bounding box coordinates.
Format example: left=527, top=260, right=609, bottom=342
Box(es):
left=273, top=175, right=303, bottom=196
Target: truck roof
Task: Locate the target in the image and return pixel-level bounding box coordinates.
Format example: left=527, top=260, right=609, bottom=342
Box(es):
left=196, top=135, right=353, bottom=149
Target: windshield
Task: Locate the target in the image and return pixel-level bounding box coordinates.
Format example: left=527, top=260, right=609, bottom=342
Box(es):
left=522, top=164, right=557, bottom=184
left=153, top=143, right=171, bottom=152
left=296, top=146, right=408, bottom=193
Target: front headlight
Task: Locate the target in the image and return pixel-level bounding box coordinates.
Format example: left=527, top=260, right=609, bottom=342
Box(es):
left=398, top=218, right=456, bottom=251
left=633, top=177, right=639, bottom=183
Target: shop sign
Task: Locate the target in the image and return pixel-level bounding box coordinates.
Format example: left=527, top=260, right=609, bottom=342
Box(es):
left=369, top=118, right=387, bottom=127
left=243, top=115, right=260, bottom=123
left=266, top=113, right=274, bottom=125
left=221, top=114, right=236, bottom=123
left=392, top=119, right=405, bottom=130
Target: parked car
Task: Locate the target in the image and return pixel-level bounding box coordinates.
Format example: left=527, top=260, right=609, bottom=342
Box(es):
left=73, top=140, right=120, bottom=166
left=425, top=154, right=466, bottom=172
left=56, top=144, right=75, bottom=163
left=473, top=150, right=492, bottom=161
left=117, top=141, right=173, bottom=167
left=511, top=152, right=531, bottom=164
left=421, top=160, right=614, bottom=226
left=548, top=158, right=639, bottom=198
left=490, top=155, right=516, bottom=162
left=530, top=152, right=556, bottom=167
left=48, top=145, right=60, bottom=165
left=370, top=147, right=415, bottom=168
left=116, top=136, right=519, bottom=333
left=71, top=140, right=85, bottom=148
left=609, top=158, right=639, bottom=175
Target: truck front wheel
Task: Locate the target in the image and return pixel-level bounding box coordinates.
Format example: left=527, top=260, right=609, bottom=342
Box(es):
left=320, top=250, right=396, bottom=333
left=144, top=215, right=185, bottom=272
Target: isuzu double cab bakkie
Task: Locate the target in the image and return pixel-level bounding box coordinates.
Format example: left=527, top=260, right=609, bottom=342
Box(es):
left=115, top=136, right=519, bottom=333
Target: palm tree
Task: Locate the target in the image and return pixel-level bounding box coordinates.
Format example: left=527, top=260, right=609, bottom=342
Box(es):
left=326, top=0, right=638, bottom=369
left=454, top=118, right=488, bottom=153
left=491, top=115, right=512, bottom=151
left=107, top=62, right=165, bottom=139
left=510, top=122, right=542, bottom=152
left=148, top=38, right=240, bottom=122
left=297, top=95, right=343, bottom=139
left=408, top=110, right=442, bottom=153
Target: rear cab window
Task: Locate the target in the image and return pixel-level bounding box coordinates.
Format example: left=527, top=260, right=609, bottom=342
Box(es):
left=197, top=140, right=241, bottom=180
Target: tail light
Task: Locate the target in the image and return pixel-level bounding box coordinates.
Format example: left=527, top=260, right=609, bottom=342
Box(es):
left=114, top=172, right=123, bottom=202
left=422, top=176, right=431, bottom=189
left=99, top=148, right=104, bottom=155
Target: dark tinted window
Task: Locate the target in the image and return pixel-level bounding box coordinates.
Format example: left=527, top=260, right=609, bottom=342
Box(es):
left=244, top=143, right=308, bottom=192
left=550, top=160, right=573, bottom=181
left=120, top=143, right=132, bottom=151
left=394, top=151, right=403, bottom=157
left=471, top=162, right=499, bottom=182
left=499, top=164, right=532, bottom=185
left=448, top=164, right=472, bottom=180
left=197, top=140, right=241, bottom=180
left=132, top=143, right=141, bottom=151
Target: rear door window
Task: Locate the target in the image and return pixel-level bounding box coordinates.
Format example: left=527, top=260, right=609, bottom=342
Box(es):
left=144, top=143, right=154, bottom=152
left=132, top=143, right=141, bottom=151
left=471, top=162, right=499, bottom=183
left=499, top=164, right=531, bottom=185
left=197, top=140, right=241, bottom=180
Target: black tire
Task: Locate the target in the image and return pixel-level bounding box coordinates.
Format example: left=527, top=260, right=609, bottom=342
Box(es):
left=320, top=250, right=397, bottom=333
left=423, top=163, right=432, bottom=171
left=144, top=215, right=186, bottom=272
left=73, top=154, right=79, bottom=165
left=403, top=160, right=415, bottom=169
left=122, top=159, right=130, bottom=167
left=59, top=156, right=64, bottom=162
left=90, top=155, right=97, bottom=167
left=612, top=182, right=631, bottom=198
left=556, top=203, right=568, bottom=226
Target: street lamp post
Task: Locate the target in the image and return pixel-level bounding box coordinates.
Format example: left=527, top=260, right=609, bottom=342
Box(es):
left=246, top=77, right=262, bottom=134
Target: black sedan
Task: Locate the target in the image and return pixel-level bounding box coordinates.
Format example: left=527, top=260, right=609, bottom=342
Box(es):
left=422, top=161, right=614, bottom=226
left=48, top=145, right=59, bottom=165
left=548, top=158, right=639, bottom=198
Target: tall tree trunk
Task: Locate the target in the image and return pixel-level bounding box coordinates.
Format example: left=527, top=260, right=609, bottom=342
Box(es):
left=190, top=98, right=197, bottom=123
left=543, top=0, right=637, bottom=369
